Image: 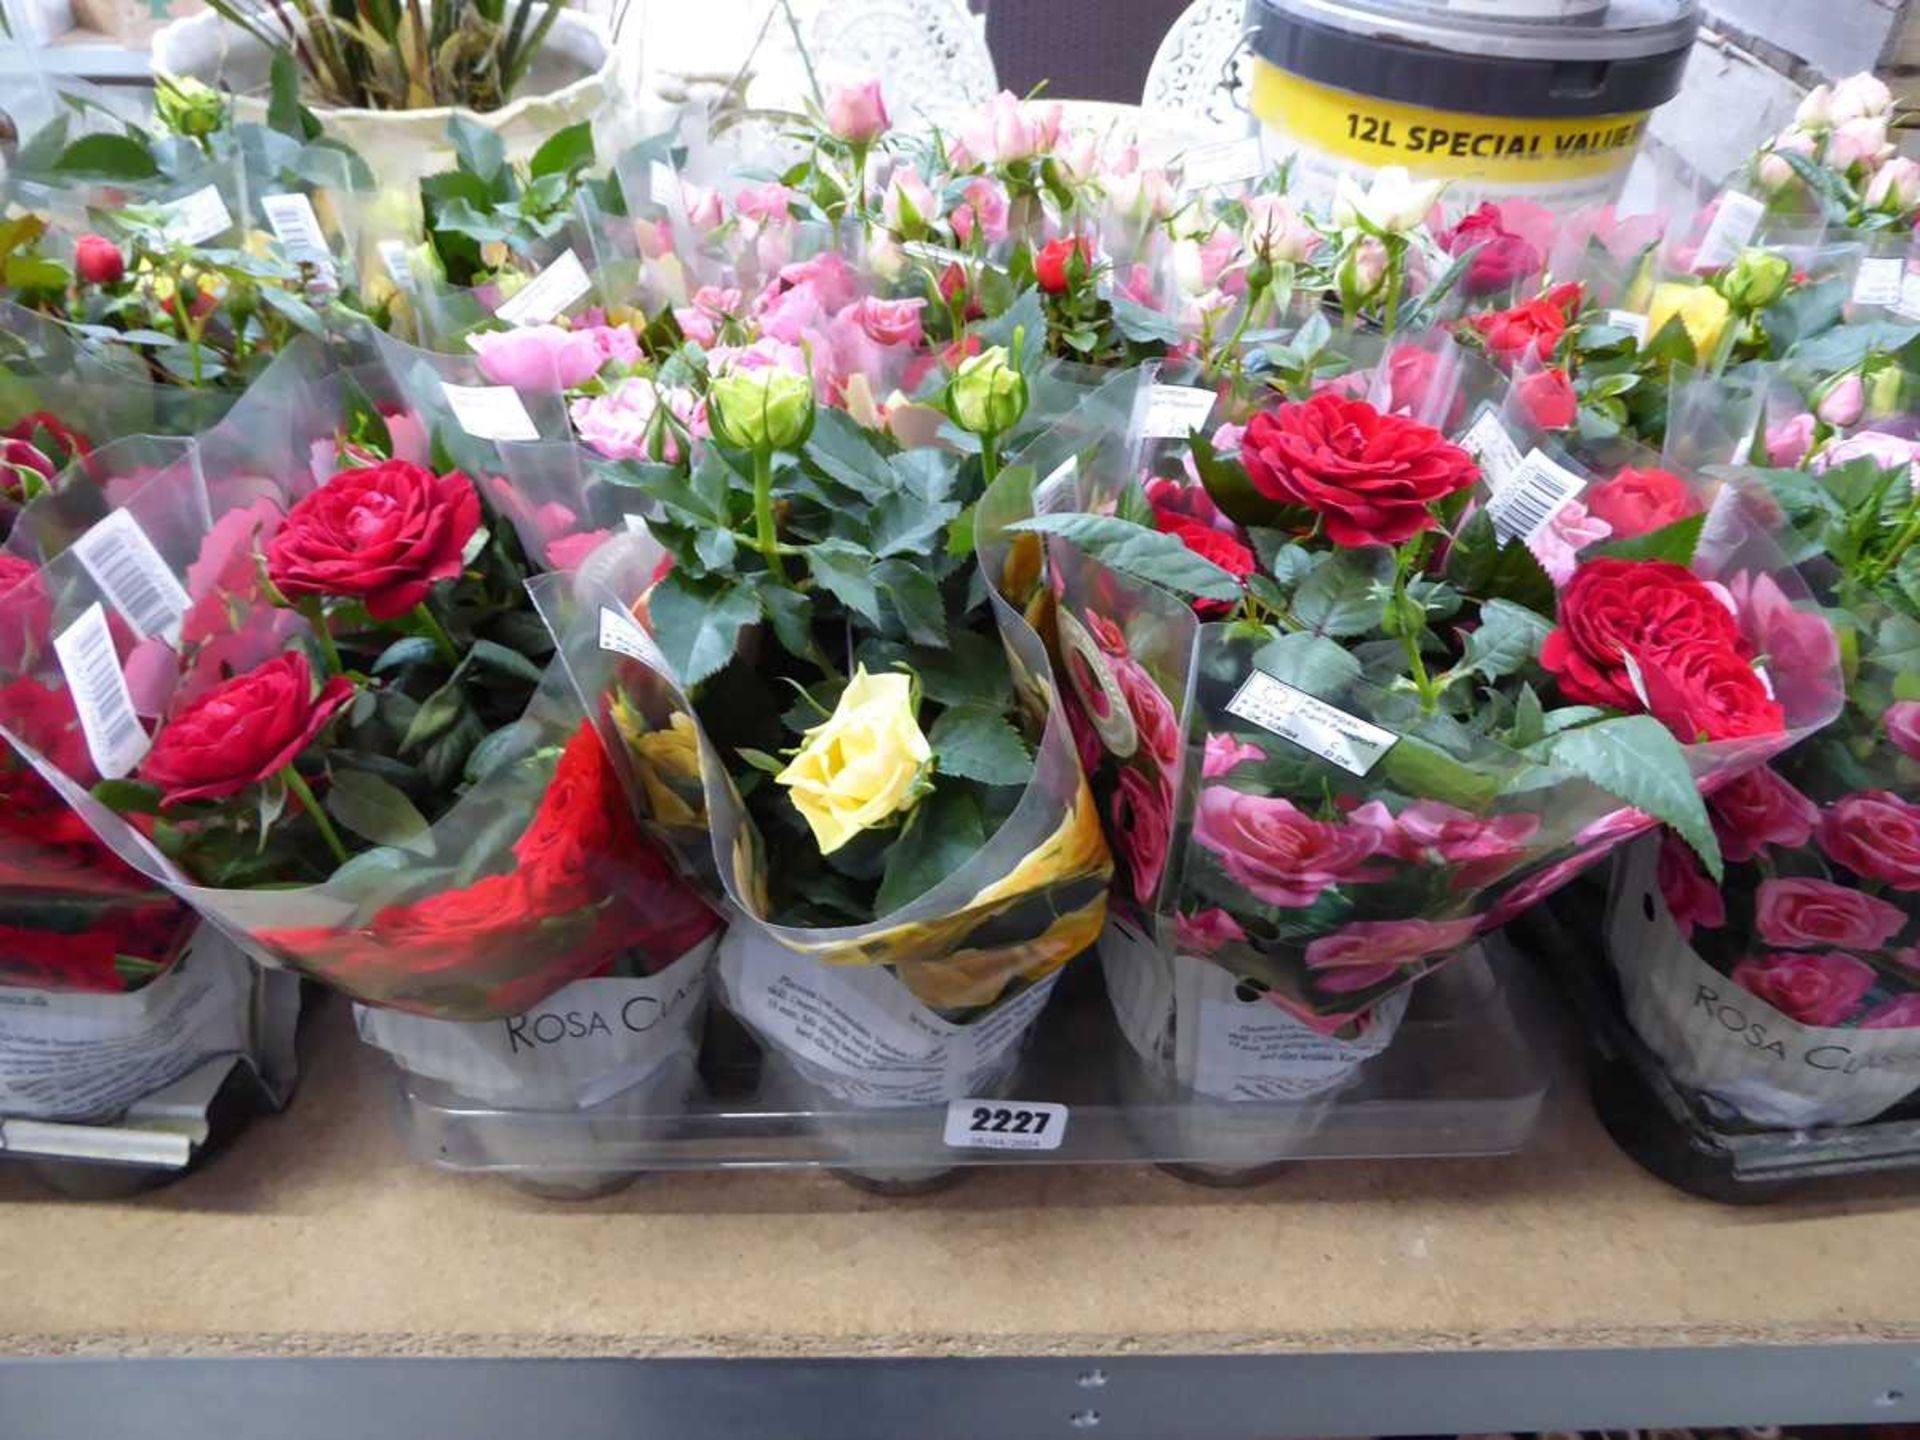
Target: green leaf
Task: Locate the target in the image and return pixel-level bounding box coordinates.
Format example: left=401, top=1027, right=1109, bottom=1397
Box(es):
left=400, top=681, right=468, bottom=753
left=750, top=577, right=816, bottom=660
left=1251, top=632, right=1362, bottom=696
left=803, top=407, right=897, bottom=502
left=929, top=704, right=1031, bottom=786
left=875, top=558, right=947, bottom=645
left=325, top=769, right=434, bottom=856
left=1378, top=735, right=1506, bottom=812
left=1008, top=513, right=1242, bottom=603
left=1459, top=598, right=1553, bottom=682
left=446, top=113, right=507, bottom=182
left=1536, top=715, right=1721, bottom=880
left=868, top=483, right=962, bottom=558
left=808, top=538, right=885, bottom=625
left=1293, top=548, right=1393, bottom=638
left=1109, top=296, right=1184, bottom=346
left=1869, top=614, right=1920, bottom=677
left=1592, top=512, right=1705, bottom=566
left=874, top=787, right=986, bottom=916
left=1190, top=428, right=1279, bottom=529
left=52, top=133, right=159, bottom=180
left=372, top=636, right=442, bottom=675
left=1790, top=321, right=1920, bottom=374
left=266, top=49, right=309, bottom=139
left=1445, top=508, right=1555, bottom=615
left=466, top=638, right=546, bottom=687
left=91, top=778, right=163, bottom=815
left=258, top=283, right=327, bottom=338
left=649, top=572, right=761, bottom=686
left=1512, top=683, right=1545, bottom=748
left=900, top=630, right=1015, bottom=709
left=464, top=719, right=542, bottom=785
left=529, top=120, right=595, bottom=180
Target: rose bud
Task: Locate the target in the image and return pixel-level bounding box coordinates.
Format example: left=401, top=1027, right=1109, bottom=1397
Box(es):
left=1715, top=248, right=1792, bottom=310
left=824, top=78, right=889, bottom=144
left=1816, top=373, right=1865, bottom=427
left=74, top=233, right=125, bottom=286
left=709, top=364, right=817, bottom=454
left=947, top=344, right=1029, bottom=436
left=1034, top=235, right=1091, bottom=295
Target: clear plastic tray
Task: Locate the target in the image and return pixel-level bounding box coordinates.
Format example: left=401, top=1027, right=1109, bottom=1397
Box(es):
left=391, top=945, right=1550, bottom=1195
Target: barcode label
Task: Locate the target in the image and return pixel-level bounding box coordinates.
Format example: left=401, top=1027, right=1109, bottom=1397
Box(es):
left=1032, top=457, right=1079, bottom=514
left=494, top=249, right=593, bottom=327
left=1692, top=190, right=1765, bottom=273
left=1605, top=309, right=1649, bottom=343
left=53, top=602, right=148, bottom=780
left=71, top=510, right=190, bottom=643
left=1485, top=448, right=1587, bottom=543
left=1852, top=256, right=1904, bottom=308
left=1457, top=407, right=1524, bottom=492
left=260, top=193, right=333, bottom=271
left=442, top=382, right=539, bottom=441
left=159, top=185, right=233, bottom=245
left=1141, top=384, right=1216, bottom=439
left=599, top=605, right=671, bottom=673
left=1179, top=137, right=1266, bottom=191
left=1224, top=671, right=1396, bottom=777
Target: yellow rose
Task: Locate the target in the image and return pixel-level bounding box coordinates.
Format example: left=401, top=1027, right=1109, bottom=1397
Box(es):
left=1646, top=282, right=1731, bottom=359
left=775, top=666, right=932, bottom=855
left=893, top=899, right=1107, bottom=1010
left=633, top=712, right=704, bottom=827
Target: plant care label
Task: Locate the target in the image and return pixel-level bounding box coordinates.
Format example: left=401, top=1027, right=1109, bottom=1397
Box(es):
left=494, top=248, right=593, bottom=327
left=442, top=381, right=539, bottom=441
left=260, top=192, right=333, bottom=273
left=1604, top=308, right=1650, bottom=344
left=718, top=926, right=1059, bottom=1106
left=1691, top=190, right=1766, bottom=274
left=0, top=928, right=250, bottom=1122
left=943, top=1098, right=1067, bottom=1150
left=1032, top=456, right=1079, bottom=515
left=1485, top=447, right=1586, bottom=544
left=599, top=604, right=672, bottom=674
left=1226, top=670, right=1396, bottom=776
left=1178, top=137, right=1266, bottom=191
left=53, top=602, right=148, bottom=780
left=158, top=184, right=234, bottom=245
left=1191, top=971, right=1408, bottom=1101
left=1141, top=383, right=1217, bottom=439
left=72, top=509, right=190, bottom=643
left=1898, top=270, right=1920, bottom=322
left=1609, top=838, right=1920, bottom=1128
left=1852, top=255, right=1905, bottom=309
left=356, top=939, right=714, bottom=1108
left=378, top=239, right=414, bottom=290
left=1457, top=406, right=1524, bottom=491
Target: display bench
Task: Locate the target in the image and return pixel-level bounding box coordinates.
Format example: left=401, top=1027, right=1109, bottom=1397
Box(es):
left=1, top=999, right=1918, bottom=1440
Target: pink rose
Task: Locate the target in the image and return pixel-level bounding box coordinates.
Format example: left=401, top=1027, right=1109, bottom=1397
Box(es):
left=1730, top=951, right=1877, bottom=1026
left=1707, top=765, right=1820, bottom=862
left=1755, top=876, right=1908, bottom=950
left=680, top=182, right=725, bottom=231
left=1304, top=916, right=1478, bottom=993
left=733, top=183, right=797, bottom=224
left=1111, top=767, right=1172, bottom=905
left=1725, top=571, right=1840, bottom=702
left=1817, top=791, right=1920, bottom=891
left=825, top=78, right=889, bottom=143
left=1478, top=846, right=1612, bottom=931
left=1115, top=659, right=1180, bottom=771
left=1766, top=412, right=1816, bottom=467
left=848, top=295, right=926, bottom=348
left=543, top=529, right=614, bottom=570
left=950, top=177, right=1011, bottom=246
left=1062, top=690, right=1103, bottom=776
left=179, top=497, right=285, bottom=649
left=708, top=337, right=810, bottom=377
left=1202, top=733, right=1263, bottom=778
left=1175, top=907, right=1246, bottom=956
left=960, top=91, right=1050, bottom=164
left=571, top=378, right=689, bottom=463
left=1813, top=429, right=1920, bottom=477
left=1528, top=497, right=1612, bottom=586
left=467, top=324, right=603, bottom=391
left=1884, top=701, right=1920, bottom=762
left=882, top=170, right=937, bottom=234
left=1657, top=831, right=1726, bottom=938
left=1383, top=800, right=1541, bottom=885
left=1193, top=788, right=1388, bottom=908
left=580, top=325, right=642, bottom=371
left=1577, top=806, right=1660, bottom=849
left=1860, top=994, right=1920, bottom=1029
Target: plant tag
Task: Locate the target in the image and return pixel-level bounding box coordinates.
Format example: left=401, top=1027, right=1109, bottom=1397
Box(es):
left=53, top=602, right=148, bottom=780
left=442, top=382, right=538, bottom=441
left=260, top=192, right=333, bottom=271
left=1457, top=406, right=1524, bottom=491
left=1604, top=308, right=1649, bottom=343
left=377, top=239, right=413, bottom=290
left=1032, top=457, right=1079, bottom=514
left=1142, top=383, right=1216, bottom=439
left=1896, top=270, right=1920, bottom=321
left=599, top=605, right=670, bottom=672
left=1692, top=190, right=1765, bottom=273
left=943, top=1098, right=1068, bottom=1151
left=1852, top=255, right=1905, bottom=308
left=158, top=184, right=233, bottom=245
left=1225, top=671, right=1396, bottom=776
left=494, top=249, right=593, bottom=327
left=72, top=509, right=190, bottom=643
left=1179, top=137, right=1265, bottom=191
left=1485, top=447, right=1586, bottom=543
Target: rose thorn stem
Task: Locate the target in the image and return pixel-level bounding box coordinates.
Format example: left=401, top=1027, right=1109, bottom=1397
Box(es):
left=280, top=765, right=349, bottom=867
left=413, top=603, right=460, bottom=666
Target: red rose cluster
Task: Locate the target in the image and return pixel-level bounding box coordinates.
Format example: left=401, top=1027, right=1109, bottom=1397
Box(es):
left=1542, top=558, right=1786, bottom=743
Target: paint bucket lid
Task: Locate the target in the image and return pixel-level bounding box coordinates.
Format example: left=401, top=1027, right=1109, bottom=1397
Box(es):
left=1250, top=0, right=1698, bottom=119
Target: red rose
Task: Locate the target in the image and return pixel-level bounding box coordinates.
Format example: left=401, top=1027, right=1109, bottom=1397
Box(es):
left=1165, top=520, right=1254, bottom=618
left=1239, top=392, right=1479, bottom=548
left=0, top=553, right=50, bottom=670
left=265, top=459, right=481, bottom=621
left=1035, top=236, right=1091, bottom=295
left=1445, top=204, right=1543, bottom=297
left=74, top=233, right=126, bottom=286
left=1640, top=642, right=1786, bottom=742
left=3, top=411, right=91, bottom=467
left=1817, top=791, right=1920, bottom=892
left=139, top=651, right=354, bottom=806
left=1542, top=558, right=1748, bottom=714
left=1471, top=296, right=1568, bottom=364
left=1514, top=367, right=1577, bottom=430
left=1584, top=466, right=1699, bottom=540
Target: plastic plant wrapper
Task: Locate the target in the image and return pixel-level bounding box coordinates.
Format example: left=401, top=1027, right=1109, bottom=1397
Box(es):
left=1006, top=343, right=1846, bottom=1038
left=0, top=339, right=718, bottom=1021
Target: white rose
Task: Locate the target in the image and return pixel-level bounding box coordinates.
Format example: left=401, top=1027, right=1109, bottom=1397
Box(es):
left=1830, top=72, right=1893, bottom=124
